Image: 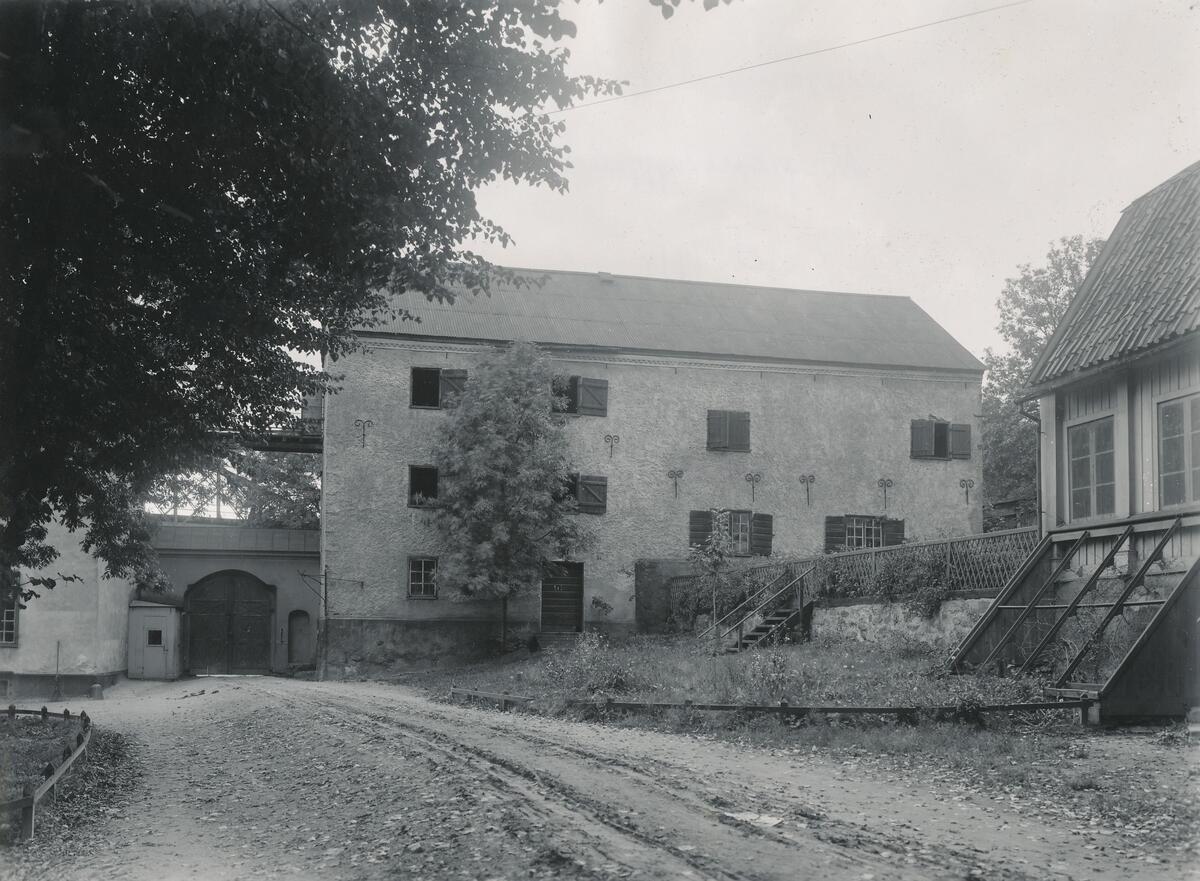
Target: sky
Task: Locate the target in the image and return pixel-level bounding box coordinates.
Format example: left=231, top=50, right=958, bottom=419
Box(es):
left=468, top=0, right=1200, bottom=361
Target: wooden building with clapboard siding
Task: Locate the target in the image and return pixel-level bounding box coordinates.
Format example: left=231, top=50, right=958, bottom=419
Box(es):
left=953, top=161, right=1200, bottom=719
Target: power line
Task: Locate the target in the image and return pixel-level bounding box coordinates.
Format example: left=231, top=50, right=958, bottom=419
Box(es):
left=550, top=0, right=1035, bottom=114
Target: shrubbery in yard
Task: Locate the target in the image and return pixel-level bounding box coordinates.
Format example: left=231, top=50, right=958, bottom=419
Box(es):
left=544, top=631, right=639, bottom=696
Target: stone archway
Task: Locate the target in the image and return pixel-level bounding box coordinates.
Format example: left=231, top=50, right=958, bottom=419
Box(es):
left=185, top=570, right=274, bottom=674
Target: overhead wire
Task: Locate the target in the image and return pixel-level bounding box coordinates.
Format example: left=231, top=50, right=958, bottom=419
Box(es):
left=550, top=0, right=1036, bottom=114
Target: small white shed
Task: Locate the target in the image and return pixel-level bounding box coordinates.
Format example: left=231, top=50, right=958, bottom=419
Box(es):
left=127, top=600, right=182, bottom=680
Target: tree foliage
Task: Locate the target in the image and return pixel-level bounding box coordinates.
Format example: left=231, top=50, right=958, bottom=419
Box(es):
left=146, top=452, right=321, bottom=530
left=0, top=0, right=617, bottom=599
left=982, top=236, right=1104, bottom=513
left=432, top=343, right=593, bottom=601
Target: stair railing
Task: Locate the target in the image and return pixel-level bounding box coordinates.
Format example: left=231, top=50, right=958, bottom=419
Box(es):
left=698, top=561, right=797, bottom=640
left=720, top=564, right=815, bottom=651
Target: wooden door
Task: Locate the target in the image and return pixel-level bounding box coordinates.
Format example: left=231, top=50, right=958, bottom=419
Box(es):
left=541, top=562, right=584, bottom=633
left=186, top=571, right=273, bottom=674
left=140, top=614, right=170, bottom=679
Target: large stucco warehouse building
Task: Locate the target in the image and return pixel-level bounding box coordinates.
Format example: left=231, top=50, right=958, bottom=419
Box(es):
left=320, top=270, right=984, bottom=674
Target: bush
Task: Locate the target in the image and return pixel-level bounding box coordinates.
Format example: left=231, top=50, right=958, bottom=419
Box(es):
left=543, top=631, right=638, bottom=695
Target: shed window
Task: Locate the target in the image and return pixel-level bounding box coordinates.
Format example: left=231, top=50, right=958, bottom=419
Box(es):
left=147, top=629, right=163, bottom=647
left=408, top=557, right=437, bottom=598
left=410, top=367, right=468, bottom=408
left=1068, top=417, right=1115, bottom=520
left=687, top=510, right=773, bottom=556
left=408, top=465, right=439, bottom=507
left=707, top=410, right=751, bottom=452
left=1159, top=393, right=1200, bottom=508
left=554, top=376, right=609, bottom=416
left=0, top=598, right=16, bottom=646
left=911, top=419, right=971, bottom=459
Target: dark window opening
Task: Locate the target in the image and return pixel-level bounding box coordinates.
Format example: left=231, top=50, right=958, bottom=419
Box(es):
left=409, top=465, right=439, bottom=506
left=147, top=629, right=163, bottom=646
left=411, top=367, right=441, bottom=408
left=554, top=376, right=608, bottom=416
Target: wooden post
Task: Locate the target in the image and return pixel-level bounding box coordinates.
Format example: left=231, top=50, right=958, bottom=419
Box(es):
left=7, top=704, right=14, bottom=719
left=19, top=784, right=35, bottom=840
left=500, top=691, right=510, bottom=712
left=39, top=706, right=48, bottom=722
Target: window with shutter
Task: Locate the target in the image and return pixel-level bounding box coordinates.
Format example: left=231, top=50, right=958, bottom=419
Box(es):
left=576, top=475, right=608, bottom=514
left=910, top=420, right=935, bottom=458
left=411, top=367, right=441, bottom=408
left=949, top=423, right=971, bottom=459
left=750, top=513, right=773, bottom=556
left=824, top=516, right=846, bottom=552
left=688, top=510, right=714, bottom=547
left=577, top=378, right=609, bottom=416
left=728, top=510, right=752, bottom=555
left=707, top=410, right=749, bottom=451
left=439, top=369, right=468, bottom=407
left=706, top=410, right=729, bottom=450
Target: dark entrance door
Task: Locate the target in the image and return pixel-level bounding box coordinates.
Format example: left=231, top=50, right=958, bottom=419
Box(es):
left=541, top=562, right=584, bottom=633
left=186, top=571, right=273, bottom=674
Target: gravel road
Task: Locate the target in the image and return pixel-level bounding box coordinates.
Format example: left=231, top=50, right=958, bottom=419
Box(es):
left=3, top=676, right=1192, bottom=881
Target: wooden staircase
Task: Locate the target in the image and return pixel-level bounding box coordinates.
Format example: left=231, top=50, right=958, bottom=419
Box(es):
left=952, top=512, right=1200, bottom=719
left=700, top=562, right=814, bottom=654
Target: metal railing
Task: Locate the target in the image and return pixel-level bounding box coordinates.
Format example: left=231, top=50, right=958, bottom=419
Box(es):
left=720, top=563, right=814, bottom=651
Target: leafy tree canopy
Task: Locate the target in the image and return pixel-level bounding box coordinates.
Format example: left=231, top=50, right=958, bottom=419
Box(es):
left=0, top=0, right=621, bottom=599
left=982, top=236, right=1104, bottom=514
left=433, top=342, right=593, bottom=601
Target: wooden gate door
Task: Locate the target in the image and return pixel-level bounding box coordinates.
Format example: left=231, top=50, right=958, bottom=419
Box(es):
left=541, top=562, right=584, bottom=633
left=186, top=571, right=273, bottom=674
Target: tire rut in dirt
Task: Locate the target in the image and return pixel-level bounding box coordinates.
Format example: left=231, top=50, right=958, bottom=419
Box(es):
left=283, top=683, right=972, bottom=881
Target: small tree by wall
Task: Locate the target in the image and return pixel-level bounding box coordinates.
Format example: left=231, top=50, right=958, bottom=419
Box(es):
left=433, top=342, right=593, bottom=643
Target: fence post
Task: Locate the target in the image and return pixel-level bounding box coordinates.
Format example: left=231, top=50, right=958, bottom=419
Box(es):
left=19, top=783, right=35, bottom=840
left=500, top=691, right=510, bottom=712
left=7, top=704, right=15, bottom=719
left=40, top=706, right=48, bottom=722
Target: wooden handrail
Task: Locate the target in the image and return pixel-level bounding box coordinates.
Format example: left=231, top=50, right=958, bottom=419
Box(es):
left=698, top=566, right=792, bottom=639
left=720, top=565, right=814, bottom=643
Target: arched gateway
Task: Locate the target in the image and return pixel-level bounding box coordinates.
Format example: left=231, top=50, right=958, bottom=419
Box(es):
left=185, top=570, right=274, bottom=674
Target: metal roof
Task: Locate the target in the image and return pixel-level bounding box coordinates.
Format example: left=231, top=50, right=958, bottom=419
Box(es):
left=1028, top=161, right=1200, bottom=390
left=362, top=269, right=983, bottom=373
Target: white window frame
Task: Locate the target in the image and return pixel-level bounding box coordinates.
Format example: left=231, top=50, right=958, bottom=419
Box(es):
left=1065, top=415, right=1116, bottom=522
left=1157, top=391, right=1200, bottom=509
left=407, top=557, right=438, bottom=599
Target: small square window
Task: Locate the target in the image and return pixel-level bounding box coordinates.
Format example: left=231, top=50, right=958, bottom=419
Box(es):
left=409, top=466, right=439, bottom=506
left=411, top=368, right=441, bottom=408
left=147, top=629, right=163, bottom=646
left=408, top=557, right=437, bottom=598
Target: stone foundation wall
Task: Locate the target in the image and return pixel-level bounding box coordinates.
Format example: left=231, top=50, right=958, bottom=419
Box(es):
left=812, top=594, right=995, bottom=647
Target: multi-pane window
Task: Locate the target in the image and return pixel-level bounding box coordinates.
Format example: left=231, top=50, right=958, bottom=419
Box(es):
left=408, top=465, right=439, bottom=507
left=1159, top=392, right=1200, bottom=508
left=729, top=510, right=752, bottom=555
left=844, top=516, right=883, bottom=549
left=408, top=557, right=437, bottom=598
left=1068, top=416, right=1115, bottom=520
left=0, top=599, right=16, bottom=645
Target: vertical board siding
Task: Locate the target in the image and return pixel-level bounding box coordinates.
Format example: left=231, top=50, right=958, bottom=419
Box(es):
left=1065, top=382, right=1116, bottom=422
left=1132, top=349, right=1200, bottom=512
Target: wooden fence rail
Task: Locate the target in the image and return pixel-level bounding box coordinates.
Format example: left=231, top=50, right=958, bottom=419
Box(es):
left=566, top=697, right=1093, bottom=725
left=448, top=688, right=534, bottom=711
left=1, top=706, right=92, bottom=841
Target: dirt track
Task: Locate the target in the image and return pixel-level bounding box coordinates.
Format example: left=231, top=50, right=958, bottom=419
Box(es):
left=3, top=676, right=1193, bottom=880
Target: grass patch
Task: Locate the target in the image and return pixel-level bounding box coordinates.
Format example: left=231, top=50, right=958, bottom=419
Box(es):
left=0, top=717, right=79, bottom=800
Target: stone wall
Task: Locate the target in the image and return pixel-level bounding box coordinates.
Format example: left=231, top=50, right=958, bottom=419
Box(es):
left=812, top=594, right=994, bottom=647
left=322, top=339, right=982, bottom=664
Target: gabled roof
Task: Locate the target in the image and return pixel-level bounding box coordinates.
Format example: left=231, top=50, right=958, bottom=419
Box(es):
left=364, top=269, right=983, bottom=374
left=1027, top=161, right=1200, bottom=390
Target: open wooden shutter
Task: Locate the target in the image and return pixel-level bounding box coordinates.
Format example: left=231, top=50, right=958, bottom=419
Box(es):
left=577, top=475, right=608, bottom=514
left=577, top=378, right=609, bottom=416
left=706, top=410, right=729, bottom=450
left=440, top=369, right=468, bottom=407
left=750, top=513, right=773, bottom=556
left=824, top=515, right=846, bottom=552
left=728, top=411, right=751, bottom=451
left=910, top=419, right=935, bottom=458
left=949, top=423, right=972, bottom=459
left=688, top=510, right=714, bottom=547
left=882, top=518, right=905, bottom=546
